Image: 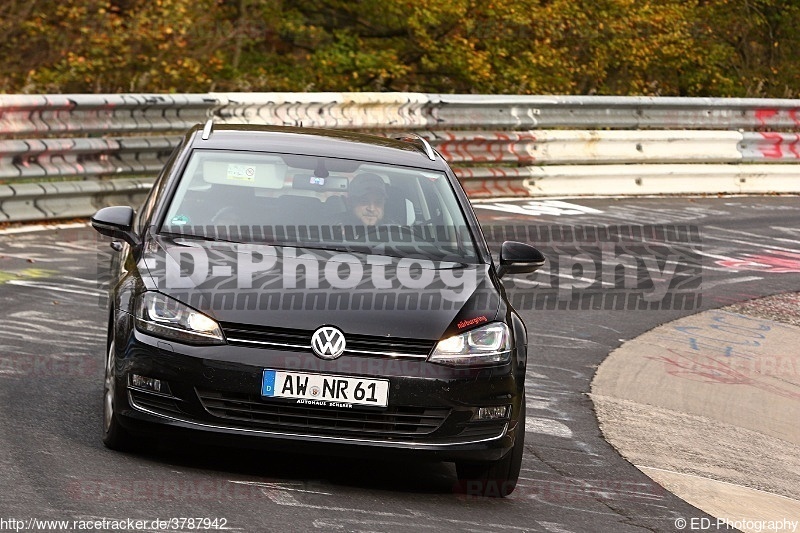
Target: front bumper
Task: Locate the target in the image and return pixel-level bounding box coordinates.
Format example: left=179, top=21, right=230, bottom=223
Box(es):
left=113, top=328, right=524, bottom=462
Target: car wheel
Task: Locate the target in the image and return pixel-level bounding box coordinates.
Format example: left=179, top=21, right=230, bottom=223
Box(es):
left=102, top=339, right=136, bottom=451
left=455, top=402, right=525, bottom=498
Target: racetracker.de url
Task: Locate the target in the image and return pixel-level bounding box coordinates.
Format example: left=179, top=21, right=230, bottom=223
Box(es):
left=0, top=517, right=228, bottom=532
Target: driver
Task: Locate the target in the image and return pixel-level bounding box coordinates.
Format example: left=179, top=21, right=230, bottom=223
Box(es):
left=341, top=173, right=388, bottom=226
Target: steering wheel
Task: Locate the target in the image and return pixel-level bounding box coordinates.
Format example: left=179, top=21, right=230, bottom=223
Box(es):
left=210, top=206, right=245, bottom=229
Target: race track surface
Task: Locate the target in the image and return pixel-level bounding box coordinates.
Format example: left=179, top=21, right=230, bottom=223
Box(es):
left=1, top=196, right=798, bottom=532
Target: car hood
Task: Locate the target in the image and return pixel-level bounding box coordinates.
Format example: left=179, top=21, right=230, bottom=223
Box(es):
left=138, top=235, right=501, bottom=340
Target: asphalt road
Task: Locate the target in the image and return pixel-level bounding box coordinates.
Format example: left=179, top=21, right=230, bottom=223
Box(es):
left=1, top=196, right=799, bottom=532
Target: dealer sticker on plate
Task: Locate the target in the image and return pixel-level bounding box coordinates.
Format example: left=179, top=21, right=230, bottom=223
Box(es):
left=262, top=369, right=389, bottom=408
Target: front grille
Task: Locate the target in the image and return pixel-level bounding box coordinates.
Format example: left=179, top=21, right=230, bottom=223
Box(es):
left=129, top=388, right=183, bottom=417
left=220, top=323, right=435, bottom=359
left=456, top=421, right=508, bottom=440
left=222, top=324, right=309, bottom=350
left=196, top=389, right=449, bottom=440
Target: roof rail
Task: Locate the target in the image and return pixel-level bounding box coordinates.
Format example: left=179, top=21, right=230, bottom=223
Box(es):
left=393, top=133, right=436, bottom=161
left=201, top=119, right=214, bottom=140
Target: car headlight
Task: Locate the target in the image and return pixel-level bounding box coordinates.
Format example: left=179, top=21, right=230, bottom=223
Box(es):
left=429, top=322, right=511, bottom=366
left=135, top=292, right=224, bottom=345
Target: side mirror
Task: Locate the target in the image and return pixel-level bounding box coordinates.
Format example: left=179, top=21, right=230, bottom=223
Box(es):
left=91, top=206, right=140, bottom=247
left=497, top=241, right=545, bottom=278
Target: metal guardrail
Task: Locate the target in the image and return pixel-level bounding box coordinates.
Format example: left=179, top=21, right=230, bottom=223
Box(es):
left=0, top=94, right=213, bottom=136
left=422, top=95, right=800, bottom=130
left=0, top=93, right=798, bottom=222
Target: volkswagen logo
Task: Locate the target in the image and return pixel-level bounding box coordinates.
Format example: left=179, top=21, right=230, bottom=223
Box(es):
left=311, top=326, right=346, bottom=360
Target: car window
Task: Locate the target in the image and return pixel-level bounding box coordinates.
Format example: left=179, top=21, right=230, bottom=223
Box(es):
left=135, top=140, right=184, bottom=234
left=160, top=149, right=478, bottom=262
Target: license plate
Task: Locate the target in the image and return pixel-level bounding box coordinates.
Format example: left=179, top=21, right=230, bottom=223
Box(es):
left=261, top=369, right=389, bottom=408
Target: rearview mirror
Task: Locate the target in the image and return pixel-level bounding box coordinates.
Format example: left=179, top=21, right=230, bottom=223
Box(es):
left=91, top=206, right=140, bottom=247
left=497, top=241, right=546, bottom=278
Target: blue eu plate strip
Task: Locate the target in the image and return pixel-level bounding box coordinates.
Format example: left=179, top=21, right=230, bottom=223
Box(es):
left=262, top=369, right=276, bottom=397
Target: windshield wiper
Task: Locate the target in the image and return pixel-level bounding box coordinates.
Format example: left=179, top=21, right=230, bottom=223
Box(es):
left=159, top=230, right=240, bottom=244
left=279, top=243, right=368, bottom=255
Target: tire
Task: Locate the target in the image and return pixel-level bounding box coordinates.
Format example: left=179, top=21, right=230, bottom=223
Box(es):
left=102, top=339, right=137, bottom=451
left=456, top=402, right=526, bottom=498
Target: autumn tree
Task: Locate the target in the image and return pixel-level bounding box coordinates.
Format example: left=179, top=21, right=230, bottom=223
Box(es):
left=0, top=0, right=798, bottom=97
left=0, top=0, right=228, bottom=92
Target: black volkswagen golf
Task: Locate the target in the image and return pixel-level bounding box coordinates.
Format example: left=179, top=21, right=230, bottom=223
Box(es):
left=92, top=122, right=544, bottom=497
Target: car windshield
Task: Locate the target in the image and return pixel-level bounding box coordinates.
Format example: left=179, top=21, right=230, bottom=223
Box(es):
left=160, top=149, right=479, bottom=262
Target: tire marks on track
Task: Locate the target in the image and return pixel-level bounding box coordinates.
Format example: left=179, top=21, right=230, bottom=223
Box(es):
left=1, top=199, right=799, bottom=532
